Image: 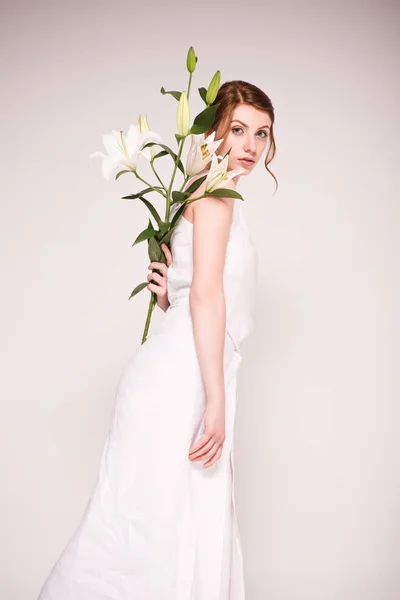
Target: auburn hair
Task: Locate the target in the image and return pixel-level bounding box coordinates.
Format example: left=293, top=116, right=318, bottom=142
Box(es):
left=205, top=80, right=278, bottom=193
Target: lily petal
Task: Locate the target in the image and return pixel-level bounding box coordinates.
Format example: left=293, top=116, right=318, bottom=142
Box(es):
left=102, top=130, right=124, bottom=160
left=138, top=130, right=162, bottom=160
left=125, top=125, right=140, bottom=156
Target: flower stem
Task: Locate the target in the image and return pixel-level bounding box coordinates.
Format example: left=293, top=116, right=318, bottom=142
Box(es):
left=141, top=72, right=194, bottom=343
left=141, top=292, right=157, bottom=344
left=179, top=176, right=190, bottom=192
left=165, top=138, right=186, bottom=221
left=150, top=160, right=167, bottom=192
left=187, top=72, right=193, bottom=98
left=165, top=72, right=194, bottom=221
left=134, top=171, right=165, bottom=197
left=186, top=193, right=206, bottom=204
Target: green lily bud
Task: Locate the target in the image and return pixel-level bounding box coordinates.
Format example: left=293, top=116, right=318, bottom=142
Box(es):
left=206, top=70, right=221, bottom=105
left=186, top=47, right=197, bottom=73
left=176, top=91, right=190, bottom=137
left=138, top=114, right=149, bottom=133
left=138, top=114, right=155, bottom=158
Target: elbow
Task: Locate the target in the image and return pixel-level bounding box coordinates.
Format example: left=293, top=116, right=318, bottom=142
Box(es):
left=189, top=284, right=225, bottom=307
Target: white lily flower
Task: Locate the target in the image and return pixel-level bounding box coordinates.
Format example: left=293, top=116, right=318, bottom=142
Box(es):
left=185, top=131, right=224, bottom=177
left=204, top=153, right=245, bottom=193
left=89, top=125, right=161, bottom=180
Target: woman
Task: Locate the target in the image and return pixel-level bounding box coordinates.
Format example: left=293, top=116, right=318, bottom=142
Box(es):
left=37, top=80, right=277, bottom=600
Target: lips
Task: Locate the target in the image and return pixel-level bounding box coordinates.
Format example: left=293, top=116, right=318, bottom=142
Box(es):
left=238, top=158, right=255, bottom=166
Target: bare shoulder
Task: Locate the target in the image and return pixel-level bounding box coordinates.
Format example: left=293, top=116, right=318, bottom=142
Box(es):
left=183, top=171, right=236, bottom=224
left=193, top=194, right=233, bottom=225
left=192, top=178, right=236, bottom=225
left=182, top=172, right=208, bottom=223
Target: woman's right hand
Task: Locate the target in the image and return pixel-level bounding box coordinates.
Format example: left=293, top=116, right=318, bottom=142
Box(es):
left=147, top=243, right=173, bottom=313
left=188, top=401, right=226, bottom=469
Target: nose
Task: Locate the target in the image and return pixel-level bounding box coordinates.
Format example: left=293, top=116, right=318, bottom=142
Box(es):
left=244, top=133, right=256, bottom=154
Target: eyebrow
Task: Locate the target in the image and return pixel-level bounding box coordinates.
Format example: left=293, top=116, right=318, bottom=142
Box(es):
left=231, top=119, right=270, bottom=130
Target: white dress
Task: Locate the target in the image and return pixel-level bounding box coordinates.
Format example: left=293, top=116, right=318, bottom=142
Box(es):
left=37, top=194, right=258, bottom=600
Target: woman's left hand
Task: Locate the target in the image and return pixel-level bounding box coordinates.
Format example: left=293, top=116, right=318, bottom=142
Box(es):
left=147, top=243, right=173, bottom=312
left=188, top=399, right=226, bottom=469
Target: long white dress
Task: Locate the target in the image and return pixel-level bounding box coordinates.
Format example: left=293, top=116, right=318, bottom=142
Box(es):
left=37, top=194, right=258, bottom=600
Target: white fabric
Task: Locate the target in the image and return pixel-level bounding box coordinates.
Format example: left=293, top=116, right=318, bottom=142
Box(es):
left=37, top=195, right=258, bottom=600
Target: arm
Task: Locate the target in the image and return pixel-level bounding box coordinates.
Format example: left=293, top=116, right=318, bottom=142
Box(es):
left=189, top=194, right=233, bottom=402
left=188, top=184, right=235, bottom=467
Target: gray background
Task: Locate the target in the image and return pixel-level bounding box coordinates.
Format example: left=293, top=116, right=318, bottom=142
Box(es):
left=1, top=0, right=399, bottom=598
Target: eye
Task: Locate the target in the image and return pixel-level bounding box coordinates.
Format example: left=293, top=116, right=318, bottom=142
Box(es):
left=232, top=126, right=269, bottom=139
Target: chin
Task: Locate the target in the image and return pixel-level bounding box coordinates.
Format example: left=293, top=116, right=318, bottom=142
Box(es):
left=236, top=160, right=256, bottom=174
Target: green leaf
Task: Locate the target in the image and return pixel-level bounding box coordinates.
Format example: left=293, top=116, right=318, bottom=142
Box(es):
left=159, top=229, right=173, bottom=245
left=160, top=86, right=182, bottom=101
left=189, top=103, right=220, bottom=135
left=148, top=236, right=164, bottom=262
left=170, top=174, right=208, bottom=205
left=170, top=202, right=188, bottom=227
left=159, top=204, right=187, bottom=245
left=175, top=134, right=185, bottom=145
left=115, top=169, right=131, bottom=180
left=138, top=197, right=162, bottom=225
left=128, top=281, right=148, bottom=300
left=121, top=186, right=163, bottom=199
left=184, top=174, right=207, bottom=195
left=141, top=142, right=185, bottom=176
left=132, top=227, right=157, bottom=246
left=198, top=87, right=207, bottom=103
left=205, top=188, right=244, bottom=200
left=171, top=190, right=189, bottom=204
left=158, top=220, right=170, bottom=236
left=153, top=150, right=168, bottom=160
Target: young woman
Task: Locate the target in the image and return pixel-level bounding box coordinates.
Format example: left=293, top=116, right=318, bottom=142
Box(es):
left=37, top=80, right=277, bottom=600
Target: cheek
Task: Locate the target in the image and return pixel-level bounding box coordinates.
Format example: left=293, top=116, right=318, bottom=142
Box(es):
left=218, top=134, right=237, bottom=156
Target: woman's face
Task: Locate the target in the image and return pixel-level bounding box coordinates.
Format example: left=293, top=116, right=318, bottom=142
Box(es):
left=215, top=103, right=272, bottom=176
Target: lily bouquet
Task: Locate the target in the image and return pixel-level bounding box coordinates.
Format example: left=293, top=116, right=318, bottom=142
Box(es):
left=89, top=47, right=245, bottom=344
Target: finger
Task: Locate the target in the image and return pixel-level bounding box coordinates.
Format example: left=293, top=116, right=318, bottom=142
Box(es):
left=148, top=262, right=168, bottom=274
left=189, top=438, right=216, bottom=461
left=189, top=433, right=212, bottom=455
left=203, top=445, right=223, bottom=469
left=147, top=283, right=167, bottom=296
left=147, top=272, right=165, bottom=286
left=161, top=243, right=173, bottom=266
left=193, top=442, right=219, bottom=463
